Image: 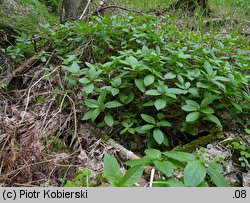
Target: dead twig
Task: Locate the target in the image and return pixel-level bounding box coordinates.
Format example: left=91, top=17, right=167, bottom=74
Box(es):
left=79, top=0, right=92, bottom=20
left=0, top=55, right=38, bottom=86
left=101, top=134, right=140, bottom=161
left=22, top=66, right=60, bottom=124
left=94, top=5, right=143, bottom=15
left=2, top=150, right=80, bottom=178
left=149, top=168, right=155, bottom=187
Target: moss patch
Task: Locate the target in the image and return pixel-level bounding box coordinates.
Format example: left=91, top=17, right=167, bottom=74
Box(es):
left=174, top=128, right=225, bottom=152
left=0, top=0, right=57, bottom=34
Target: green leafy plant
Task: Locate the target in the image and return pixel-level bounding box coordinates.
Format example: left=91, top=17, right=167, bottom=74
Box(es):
left=20, top=15, right=248, bottom=143
left=138, top=113, right=171, bottom=146
left=231, top=141, right=250, bottom=170
left=125, top=149, right=229, bottom=187
left=181, top=95, right=221, bottom=126
left=82, top=91, right=123, bottom=123
left=64, top=168, right=92, bottom=187
left=103, top=153, right=144, bottom=187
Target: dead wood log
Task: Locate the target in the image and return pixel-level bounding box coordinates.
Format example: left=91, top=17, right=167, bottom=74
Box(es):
left=101, top=134, right=152, bottom=176
left=101, top=134, right=140, bottom=161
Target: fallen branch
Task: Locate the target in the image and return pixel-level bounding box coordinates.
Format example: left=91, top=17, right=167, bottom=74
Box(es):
left=79, top=0, right=92, bottom=20
left=101, top=134, right=140, bottom=160
left=101, top=134, right=153, bottom=178
left=92, top=5, right=143, bottom=16
left=0, top=55, right=38, bottom=86
left=149, top=168, right=155, bottom=187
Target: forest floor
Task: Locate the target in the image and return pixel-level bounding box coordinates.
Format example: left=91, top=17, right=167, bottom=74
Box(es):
left=0, top=0, right=249, bottom=187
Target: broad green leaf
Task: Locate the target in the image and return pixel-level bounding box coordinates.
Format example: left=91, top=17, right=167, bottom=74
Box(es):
left=85, top=62, right=95, bottom=69
left=141, top=114, right=156, bottom=124
left=177, top=62, right=184, bottom=67
left=152, top=180, right=169, bottom=187
left=102, top=61, right=113, bottom=68
left=82, top=110, right=93, bottom=121
left=105, top=101, right=123, bottom=108
left=207, top=162, right=223, bottom=172
left=126, top=56, right=138, bottom=68
left=197, top=82, right=210, bottom=89
left=119, top=93, right=127, bottom=104
left=97, top=90, right=107, bottom=104
left=185, top=82, right=191, bottom=89
left=165, top=92, right=177, bottom=99
left=79, top=77, right=90, bottom=84
left=111, top=88, right=119, bottom=96
left=179, top=53, right=191, bottom=59
left=125, top=93, right=135, bottom=104
left=214, top=76, right=230, bottom=82
left=146, top=89, right=162, bottom=96
left=231, top=101, right=243, bottom=112
left=186, top=112, right=200, bottom=122
left=206, top=167, right=229, bottom=187
left=200, top=107, right=214, bottom=114
left=169, top=159, right=186, bottom=169
left=213, top=81, right=225, bottom=90
left=166, top=178, right=184, bottom=187
left=98, top=91, right=107, bottom=103
left=206, top=114, right=221, bottom=126
left=188, top=88, right=199, bottom=96
left=103, top=153, right=123, bottom=183
left=141, top=124, right=155, bottom=131
left=156, top=120, right=172, bottom=127
left=117, top=165, right=144, bottom=187
left=142, top=101, right=155, bottom=106
left=41, top=56, right=46, bottom=62
left=85, top=83, right=94, bottom=94
left=119, top=93, right=134, bottom=104
left=157, top=113, right=165, bottom=120
left=134, top=79, right=145, bottom=92
left=204, top=60, right=213, bottom=74
left=153, top=129, right=164, bottom=145
left=162, top=135, right=169, bottom=146
left=142, top=45, right=150, bottom=54
left=156, top=46, right=161, bottom=54
left=185, top=100, right=200, bottom=109
left=145, top=149, right=162, bottom=159
left=201, top=97, right=215, bottom=107
left=177, top=75, right=184, bottom=84
left=144, top=74, right=155, bottom=86
left=165, top=72, right=176, bottom=79
left=112, top=77, right=122, bottom=87
left=154, top=99, right=167, bottom=110
left=70, top=62, right=80, bottom=73
left=167, top=88, right=185, bottom=95
left=198, top=182, right=209, bottom=187
left=154, top=160, right=174, bottom=177
left=182, top=105, right=199, bottom=112
left=163, top=151, right=196, bottom=162
left=125, top=157, right=153, bottom=167
left=184, top=161, right=206, bottom=186
left=91, top=108, right=101, bottom=122
left=104, top=114, right=114, bottom=127
left=84, top=99, right=99, bottom=108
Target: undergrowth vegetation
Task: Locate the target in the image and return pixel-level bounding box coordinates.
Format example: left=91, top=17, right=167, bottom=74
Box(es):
left=0, top=0, right=249, bottom=187
left=27, top=15, right=249, bottom=137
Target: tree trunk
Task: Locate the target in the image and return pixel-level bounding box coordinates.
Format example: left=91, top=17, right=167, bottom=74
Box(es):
left=171, top=0, right=211, bottom=15
left=63, top=0, right=82, bottom=19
